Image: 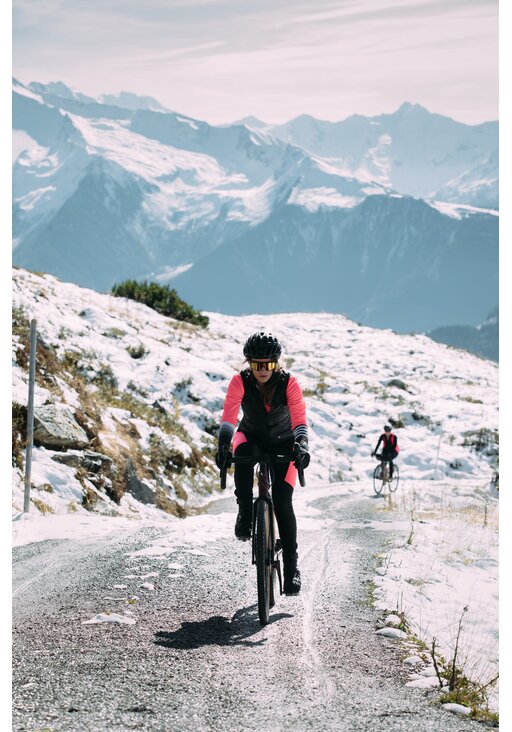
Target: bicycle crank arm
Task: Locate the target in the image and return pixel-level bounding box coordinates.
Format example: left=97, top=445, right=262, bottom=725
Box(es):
left=275, top=559, right=283, bottom=595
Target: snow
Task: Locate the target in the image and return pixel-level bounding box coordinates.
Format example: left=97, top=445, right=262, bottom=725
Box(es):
left=154, top=264, right=193, bottom=282
left=288, top=187, right=359, bottom=211
left=11, top=267, right=498, bottom=712
left=428, top=200, right=499, bottom=219
left=82, top=612, right=136, bottom=625
left=443, top=703, right=472, bottom=716
left=12, top=130, right=45, bottom=164
left=371, top=477, right=498, bottom=711
left=375, top=627, right=408, bottom=639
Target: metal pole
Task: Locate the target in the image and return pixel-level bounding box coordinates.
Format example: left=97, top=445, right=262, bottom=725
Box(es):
left=23, top=319, right=37, bottom=513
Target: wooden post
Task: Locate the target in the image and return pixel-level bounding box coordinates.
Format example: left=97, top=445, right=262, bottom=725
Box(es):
left=23, top=319, right=37, bottom=513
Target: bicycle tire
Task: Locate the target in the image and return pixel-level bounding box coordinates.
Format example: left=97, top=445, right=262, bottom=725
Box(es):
left=373, top=464, right=384, bottom=496
left=268, top=505, right=278, bottom=609
left=389, top=464, right=399, bottom=493
left=255, top=498, right=273, bottom=625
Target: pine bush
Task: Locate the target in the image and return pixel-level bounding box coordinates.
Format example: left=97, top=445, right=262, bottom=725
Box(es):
left=111, top=280, right=208, bottom=328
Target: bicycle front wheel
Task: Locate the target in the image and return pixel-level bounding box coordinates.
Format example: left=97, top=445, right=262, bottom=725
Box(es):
left=255, top=498, right=273, bottom=625
left=373, top=464, right=384, bottom=496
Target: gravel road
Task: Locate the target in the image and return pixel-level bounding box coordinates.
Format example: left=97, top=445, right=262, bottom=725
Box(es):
left=12, top=490, right=486, bottom=731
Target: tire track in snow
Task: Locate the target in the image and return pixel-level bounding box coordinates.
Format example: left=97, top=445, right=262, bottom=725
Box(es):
left=301, top=528, right=337, bottom=698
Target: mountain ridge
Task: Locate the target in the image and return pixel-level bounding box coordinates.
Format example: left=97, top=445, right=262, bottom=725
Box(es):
left=12, top=79, right=498, bottom=336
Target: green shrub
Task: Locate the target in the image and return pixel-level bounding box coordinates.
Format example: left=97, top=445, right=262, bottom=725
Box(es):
left=111, top=280, right=208, bottom=328
left=126, top=343, right=147, bottom=359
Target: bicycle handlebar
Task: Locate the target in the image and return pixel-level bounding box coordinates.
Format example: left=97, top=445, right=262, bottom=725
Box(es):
left=219, top=449, right=306, bottom=489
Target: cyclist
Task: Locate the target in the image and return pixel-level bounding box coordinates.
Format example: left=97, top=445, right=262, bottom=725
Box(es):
left=215, top=331, right=310, bottom=595
left=372, top=425, right=399, bottom=478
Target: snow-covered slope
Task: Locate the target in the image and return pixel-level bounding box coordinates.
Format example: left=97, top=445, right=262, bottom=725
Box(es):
left=12, top=267, right=498, bottom=519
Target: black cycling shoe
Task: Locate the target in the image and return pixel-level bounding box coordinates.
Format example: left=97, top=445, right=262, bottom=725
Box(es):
left=283, top=552, right=301, bottom=594
left=234, top=511, right=252, bottom=541
left=284, top=568, right=301, bottom=594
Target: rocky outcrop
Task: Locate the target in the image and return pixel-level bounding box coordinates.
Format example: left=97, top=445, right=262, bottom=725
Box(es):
left=34, top=405, right=89, bottom=449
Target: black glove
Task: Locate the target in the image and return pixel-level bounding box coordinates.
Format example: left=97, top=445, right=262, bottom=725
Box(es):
left=215, top=445, right=232, bottom=470
left=216, top=425, right=233, bottom=469
left=294, top=440, right=310, bottom=469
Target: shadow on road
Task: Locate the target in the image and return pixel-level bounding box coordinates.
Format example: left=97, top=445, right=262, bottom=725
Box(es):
left=154, top=605, right=293, bottom=649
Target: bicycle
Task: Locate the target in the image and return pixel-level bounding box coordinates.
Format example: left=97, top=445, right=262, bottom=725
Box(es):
left=220, top=445, right=305, bottom=625
left=372, top=453, right=399, bottom=495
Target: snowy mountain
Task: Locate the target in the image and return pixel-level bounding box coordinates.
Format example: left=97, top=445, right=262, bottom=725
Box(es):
left=427, top=307, right=499, bottom=362
left=172, top=195, right=498, bottom=332
left=265, top=104, right=498, bottom=208
left=98, top=91, right=171, bottom=112
left=12, top=81, right=498, bottom=334
left=11, top=79, right=390, bottom=290
left=432, top=149, right=498, bottom=210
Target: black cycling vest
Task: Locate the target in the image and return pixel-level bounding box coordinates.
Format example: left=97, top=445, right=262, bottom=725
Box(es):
left=382, top=433, right=397, bottom=451
left=238, top=370, right=293, bottom=444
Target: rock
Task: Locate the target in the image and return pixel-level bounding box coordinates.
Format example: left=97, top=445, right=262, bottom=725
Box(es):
left=152, top=400, right=168, bottom=414
left=34, top=405, right=89, bottom=449
left=403, top=655, right=423, bottom=666
left=51, top=452, right=82, bottom=469
left=387, top=379, right=409, bottom=391
left=124, top=461, right=156, bottom=504
left=51, top=450, right=113, bottom=473
left=442, top=703, right=471, bottom=716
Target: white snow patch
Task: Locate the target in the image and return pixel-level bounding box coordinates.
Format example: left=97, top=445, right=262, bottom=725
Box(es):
left=442, top=703, right=472, bottom=716
left=376, top=627, right=408, bottom=639
left=82, top=612, right=136, bottom=625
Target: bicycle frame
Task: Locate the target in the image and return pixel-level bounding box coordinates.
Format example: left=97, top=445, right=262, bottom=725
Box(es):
left=219, top=448, right=305, bottom=624
left=375, top=454, right=391, bottom=481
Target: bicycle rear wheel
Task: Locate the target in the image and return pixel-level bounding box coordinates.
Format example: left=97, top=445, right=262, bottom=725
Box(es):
left=389, top=464, right=399, bottom=493
left=255, top=497, right=273, bottom=625
left=373, top=464, right=384, bottom=495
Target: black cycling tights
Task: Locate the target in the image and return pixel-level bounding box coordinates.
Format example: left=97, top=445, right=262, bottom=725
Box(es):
left=234, top=438, right=298, bottom=558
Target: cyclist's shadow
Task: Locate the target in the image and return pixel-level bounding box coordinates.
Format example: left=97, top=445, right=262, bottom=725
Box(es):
left=154, top=605, right=292, bottom=649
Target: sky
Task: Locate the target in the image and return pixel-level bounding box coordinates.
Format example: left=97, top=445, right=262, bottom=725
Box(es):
left=11, top=0, right=498, bottom=125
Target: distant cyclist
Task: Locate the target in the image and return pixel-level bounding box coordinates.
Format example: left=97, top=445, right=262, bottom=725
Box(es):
left=372, top=425, right=400, bottom=478
left=215, top=331, right=310, bottom=595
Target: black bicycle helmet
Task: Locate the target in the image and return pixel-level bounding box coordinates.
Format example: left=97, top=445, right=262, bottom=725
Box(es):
left=384, top=425, right=392, bottom=433
left=243, top=331, right=282, bottom=360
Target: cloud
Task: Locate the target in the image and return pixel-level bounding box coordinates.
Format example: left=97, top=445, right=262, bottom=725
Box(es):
left=12, top=0, right=498, bottom=124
